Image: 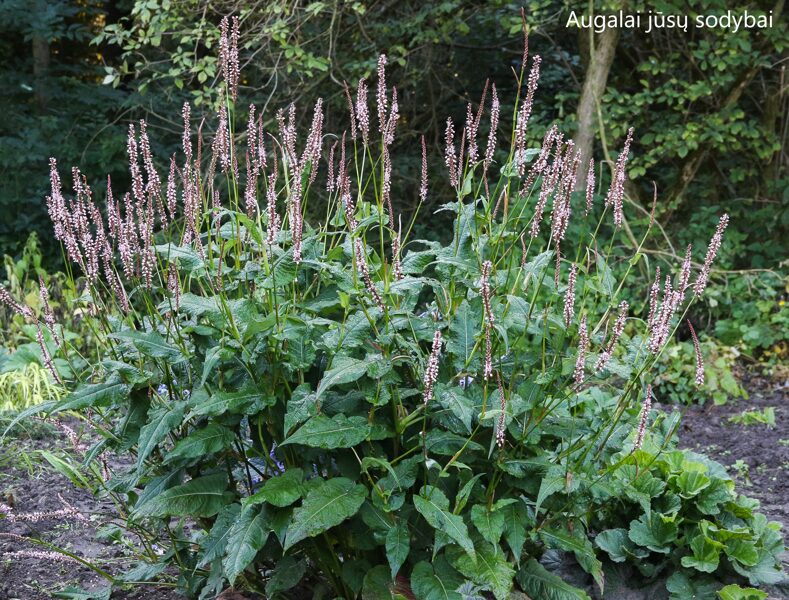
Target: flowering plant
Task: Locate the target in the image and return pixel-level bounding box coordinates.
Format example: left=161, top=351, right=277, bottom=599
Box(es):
left=3, top=16, right=783, bottom=599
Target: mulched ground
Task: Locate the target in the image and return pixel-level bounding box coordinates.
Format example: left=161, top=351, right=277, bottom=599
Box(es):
left=0, top=372, right=786, bottom=599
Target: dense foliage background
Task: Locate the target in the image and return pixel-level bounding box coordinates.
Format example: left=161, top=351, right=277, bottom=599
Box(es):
left=1, top=1, right=786, bottom=264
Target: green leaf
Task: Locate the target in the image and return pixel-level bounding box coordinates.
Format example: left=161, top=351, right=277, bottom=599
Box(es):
left=284, top=477, right=367, bottom=550
left=448, top=542, right=515, bottom=600
left=594, top=255, right=615, bottom=297
left=675, top=468, right=711, bottom=498
left=317, top=355, right=369, bottom=398
left=244, top=469, right=305, bottom=508
left=110, top=330, right=186, bottom=362
left=536, top=467, right=566, bottom=515
left=665, top=572, right=718, bottom=600
left=165, top=423, right=233, bottom=463
left=223, top=505, right=271, bottom=584
left=135, top=473, right=232, bottom=518
left=362, top=564, right=396, bottom=599
left=413, top=486, right=475, bottom=558
left=516, top=559, right=591, bottom=600
left=540, top=525, right=603, bottom=592
left=154, top=243, right=205, bottom=272
left=628, top=512, right=678, bottom=553
left=198, top=504, right=241, bottom=566
left=261, top=249, right=297, bottom=288
left=188, top=387, right=271, bottom=417
left=56, top=381, right=130, bottom=412
left=410, top=558, right=464, bottom=600
left=447, top=301, right=479, bottom=370
left=281, top=414, right=371, bottom=449
left=594, top=529, right=641, bottom=563
left=385, top=521, right=410, bottom=578
left=136, top=404, right=185, bottom=470
left=265, top=555, right=308, bottom=596
left=681, top=534, right=723, bottom=573
left=284, top=384, right=317, bottom=434
left=471, top=504, right=505, bottom=546
left=436, top=384, right=475, bottom=433
left=724, top=539, right=759, bottom=567
left=717, top=584, right=767, bottom=600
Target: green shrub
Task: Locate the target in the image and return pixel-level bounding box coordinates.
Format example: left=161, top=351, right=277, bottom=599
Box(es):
left=5, top=18, right=783, bottom=599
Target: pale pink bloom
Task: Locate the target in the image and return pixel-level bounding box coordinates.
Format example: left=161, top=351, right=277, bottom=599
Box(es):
left=574, top=315, right=589, bottom=386
left=484, top=83, right=500, bottom=171
left=423, top=329, right=442, bottom=405
left=634, top=385, right=652, bottom=450
left=693, top=214, right=729, bottom=297
left=687, top=320, right=705, bottom=387
left=563, top=264, right=578, bottom=328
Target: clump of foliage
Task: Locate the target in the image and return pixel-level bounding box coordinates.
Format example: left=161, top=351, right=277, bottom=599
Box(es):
left=654, top=337, right=746, bottom=405
left=3, top=18, right=783, bottom=600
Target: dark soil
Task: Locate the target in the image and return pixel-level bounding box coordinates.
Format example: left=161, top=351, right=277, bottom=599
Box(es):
left=678, top=373, right=789, bottom=536
left=678, top=372, right=789, bottom=598
left=1, top=374, right=787, bottom=599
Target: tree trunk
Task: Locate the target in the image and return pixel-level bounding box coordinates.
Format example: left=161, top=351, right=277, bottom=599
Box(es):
left=574, top=24, right=620, bottom=190
left=32, top=1, right=50, bottom=111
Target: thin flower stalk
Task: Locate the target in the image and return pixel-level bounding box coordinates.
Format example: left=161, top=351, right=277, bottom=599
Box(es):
left=515, top=56, right=542, bottom=176
left=445, top=117, right=458, bottom=188
left=605, top=127, right=634, bottom=228
left=495, top=371, right=507, bottom=448
left=423, top=329, right=442, bottom=405
left=419, top=135, right=428, bottom=202
left=484, top=83, right=500, bottom=172
left=574, top=315, right=589, bottom=386
left=354, top=239, right=385, bottom=311
left=693, top=213, right=729, bottom=297
left=376, top=54, right=388, bottom=134
left=563, top=264, right=578, bottom=328
left=688, top=320, right=705, bottom=387
left=585, top=158, right=595, bottom=215
left=595, top=301, right=628, bottom=372
left=634, top=385, right=652, bottom=450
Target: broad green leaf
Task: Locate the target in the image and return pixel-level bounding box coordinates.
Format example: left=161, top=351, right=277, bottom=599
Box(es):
left=675, top=468, right=712, bottom=498
left=385, top=521, right=410, bottom=578
left=317, top=355, right=369, bottom=398
left=198, top=503, right=241, bottom=566
left=261, top=249, right=297, bottom=288
left=281, top=414, right=371, bottom=449
left=284, top=384, right=317, bottom=434
left=244, top=469, right=305, bottom=508
left=111, top=330, right=186, bottom=362
left=410, top=558, right=464, bottom=600
left=447, top=301, right=479, bottom=370
left=362, top=564, right=396, bottom=599
left=540, top=526, right=603, bottom=592
left=595, top=529, right=636, bottom=563
left=448, top=543, right=515, bottom=600
left=136, top=404, right=185, bottom=470
left=628, top=512, right=678, bottom=553
left=154, top=243, right=205, bottom=272
left=265, top=556, right=308, bottom=596
left=681, top=533, right=723, bottom=573
left=188, top=387, right=271, bottom=417
left=224, top=505, right=271, bottom=584
left=665, top=572, right=718, bottom=600
left=56, top=381, right=130, bottom=412
left=717, top=584, right=768, bottom=600
left=413, top=486, right=475, bottom=558
left=165, top=423, right=233, bottom=463
left=135, top=473, right=232, bottom=518
left=536, top=467, right=566, bottom=515
left=284, top=477, right=367, bottom=550
left=471, top=504, right=505, bottom=546
left=516, top=559, right=591, bottom=600
left=436, top=384, right=475, bottom=433
left=724, top=539, right=759, bottom=567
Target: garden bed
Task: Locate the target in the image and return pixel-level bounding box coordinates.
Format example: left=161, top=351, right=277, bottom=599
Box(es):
left=1, top=373, right=787, bottom=599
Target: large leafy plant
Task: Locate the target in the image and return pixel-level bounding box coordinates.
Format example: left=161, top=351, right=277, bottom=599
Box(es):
left=3, top=17, right=783, bottom=600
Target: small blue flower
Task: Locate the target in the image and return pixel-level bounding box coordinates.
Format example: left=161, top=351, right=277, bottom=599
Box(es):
left=459, top=375, right=474, bottom=389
